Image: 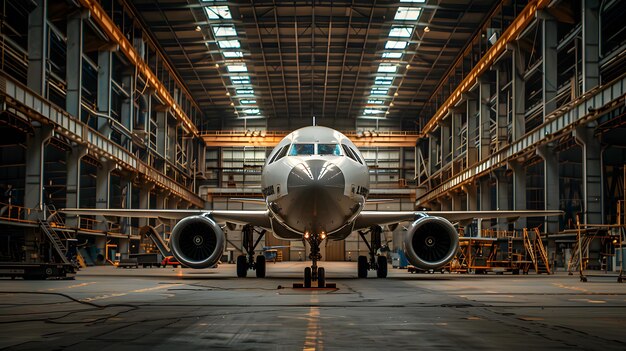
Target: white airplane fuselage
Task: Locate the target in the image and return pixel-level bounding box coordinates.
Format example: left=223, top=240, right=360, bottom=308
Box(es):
left=261, top=126, right=370, bottom=240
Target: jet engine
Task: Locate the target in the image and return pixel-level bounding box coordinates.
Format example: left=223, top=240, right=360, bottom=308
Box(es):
left=170, top=215, right=225, bottom=268
left=403, top=215, right=459, bottom=270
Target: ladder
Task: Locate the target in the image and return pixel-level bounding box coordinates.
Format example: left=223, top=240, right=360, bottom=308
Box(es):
left=38, top=219, right=71, bottom=264
left=523, top=228, right=551, bottom=274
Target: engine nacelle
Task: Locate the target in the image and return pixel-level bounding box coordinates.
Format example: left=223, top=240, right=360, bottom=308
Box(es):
left=170, top=215, right=225, bottom=269
left=403, top=215, right=459, bottom=270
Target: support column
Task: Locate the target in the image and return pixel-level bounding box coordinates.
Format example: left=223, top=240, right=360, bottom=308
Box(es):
left=439, top=196, right=452, bottom=211
left=156, top=111, right=167, bottom=157
left=451, top=110, right=462, bottom=161
left=95, top=161, right=115, bottom=232
left=65, top=144, right=87, bottom=228
left=463, top=183, right=478, bottom=237
left=542, top=12, right=558, bottom=118
left=466, top=96, right=478, bottom=165
left=509, top=160, right=527, bottom=229
left=495, top=169, right=511, bottom=230
left=441, top=116, right=451, bottom=166
left=97, top=49, right=113, bottom=137
left=66, top=11, right=84, bottom=118
left=25, top=126, right=52, bottom=220
left=574, top=124, right=603, bottom=224
left=27, top=0, right=47, bottom=95
left=478, top=79, right=491, bottom=160
left=496, top=63, right=509, bottom=147
left=582, top=0, right=600, bottom=93
left=537, top=145, right=560, bottom=233
left=138, top=183, right=154, bottom=229
left=511, top=43, right=525, bottom=141
left=478, top=177, right=492, bottom=236
left=428, top=132, right=439, bottom=175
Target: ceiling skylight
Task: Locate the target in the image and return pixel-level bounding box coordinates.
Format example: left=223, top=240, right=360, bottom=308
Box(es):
left=243, top=108, right=260, bottom=115
left=364, top=109, right=385, bottom=115
left=218, top=40, right=240, bottom=49
left=231, top=75, right=251, bottom=84
left=375, top=76, right=394, bottom=85
left=389, top=26, right=413, bottom=38
left=223, top=51, right=243, bottom=58
left=367, top=99, right=385, bottom=105
left=382, top=52, right=403, bottom=59
left=205, top=6, right=232, bottom=19
left=378, top=64, right=398, bottom=73
left=236, top=88, right=255, bottom=96
left=395, top=7, right=422, bottom=21
left=385, top=40, right=408, bottom=49
left=240, top=99, right=257, bottom=104
left=226, top=63, right=248, bottom=72
left=400, top=0, right=426, bottom=2
left=213, top=26, right=237, bottom=37
left=371, top=87, right=389, bottom=95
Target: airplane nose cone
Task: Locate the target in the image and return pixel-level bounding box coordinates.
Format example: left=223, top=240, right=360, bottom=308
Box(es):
left=288, top=160, right=344, bottom=192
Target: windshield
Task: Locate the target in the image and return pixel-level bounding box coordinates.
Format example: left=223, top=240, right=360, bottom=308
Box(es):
left=289, top=144, right=315, bottom=156
left=318, top=144, right=341, bottom=156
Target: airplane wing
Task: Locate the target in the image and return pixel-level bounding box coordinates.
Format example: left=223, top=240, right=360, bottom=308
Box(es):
left=59, top=208, right=272, bottom=229
left=353, top=210, right=563, bottom=230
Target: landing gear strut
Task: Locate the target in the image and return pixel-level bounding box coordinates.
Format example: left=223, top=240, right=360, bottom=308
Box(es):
left=236, top=224, right=267, bottom=278
left=303, top=232, right=326, bottom=288
left=357, top=225, right=388, bottom=278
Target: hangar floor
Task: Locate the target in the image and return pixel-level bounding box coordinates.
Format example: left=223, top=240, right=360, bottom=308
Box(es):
left=1, top=262, right=625, bottom=350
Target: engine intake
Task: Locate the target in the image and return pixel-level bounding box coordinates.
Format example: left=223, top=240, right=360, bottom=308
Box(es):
left=170, top=215, right=225, bottom=269
left=403, top=215, right=459, bottom=270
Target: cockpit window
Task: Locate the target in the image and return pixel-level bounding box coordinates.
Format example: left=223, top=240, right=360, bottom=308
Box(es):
left=270, top=144, right=290, bottom=164
left=318, top=144, right=341, bottom=156
left=342, top=144, right=363, bottom=164
left=289, top=143, right=315, bottom=156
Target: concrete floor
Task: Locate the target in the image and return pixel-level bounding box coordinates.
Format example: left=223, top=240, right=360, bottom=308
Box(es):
left=0, top=262, right=625, bottom=350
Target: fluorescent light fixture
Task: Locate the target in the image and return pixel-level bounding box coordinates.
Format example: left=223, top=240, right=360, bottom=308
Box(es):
left=240, top=99, right=257, bottom=104
left=389, top=26, right=413, bottom=38
left=231, top=75, right=251, bottom=84
left=395, top=7, right=422, bottom=21
left=385, top=40, right=408, bottom=49
left=226, top=63, right=247, bottom=72
left=205, top=6, right=231, bottom=19
left=236, top=88, right=255, bottom=96
left=367, top=99, right=385, bottom=105
left=243, top=108, right=260, bottom=115
left=218, top=40, right=240, bottom=49
left=382, top=52, right=403, bottom=59
left=370, top=87, right=389, bottom=95
left=213, top=26, right=237, bottom=37
left=223, top=51, right=243, bottom=58
left=364, top=109, right=385, bottom=115
left=378, top=63, right=397, bottom=73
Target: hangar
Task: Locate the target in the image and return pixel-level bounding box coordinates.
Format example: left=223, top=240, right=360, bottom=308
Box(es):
left=0, top=0, right=625, bottom=349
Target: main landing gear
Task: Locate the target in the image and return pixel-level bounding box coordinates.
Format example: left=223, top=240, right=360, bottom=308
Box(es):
left=357, top=225, right=388, bottom=278
left=236, top=224, right=267, bottom=278
left=301, top=231, right=327, bottom=288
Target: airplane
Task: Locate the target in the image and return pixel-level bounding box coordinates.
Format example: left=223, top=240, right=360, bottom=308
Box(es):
left=62, top=126, right=562, bottom=287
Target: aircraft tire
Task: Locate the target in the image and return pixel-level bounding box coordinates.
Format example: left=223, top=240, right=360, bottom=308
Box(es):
left=357, top=255, right=368, bottom=278
left=236, top=255, right=248, bottom=278
left=256, top=255, right=266, bottom=278
left=376, top=255, right=388, bottom=278
left=304, top=267, right=312, bottom=288
left=317, top=267, right=325, bottom=288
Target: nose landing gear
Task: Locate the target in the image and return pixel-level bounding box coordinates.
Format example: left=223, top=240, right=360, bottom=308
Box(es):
left=295, top=232, right=332, bottom=289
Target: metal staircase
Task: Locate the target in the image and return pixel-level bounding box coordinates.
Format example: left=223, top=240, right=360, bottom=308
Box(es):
left=38, top=205, right=74, bottom=265
left=523, top=228, right=551, bottom=274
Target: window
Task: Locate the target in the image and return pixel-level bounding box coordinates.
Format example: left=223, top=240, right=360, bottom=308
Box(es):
left=213, top=26, right=237, bottom=37
left=206, top=6, right=232, bottom=19
left=240, top=99, right=256, bottom=104
left=348, top=146, right=364, bottom=164
left=370, top=87, right=389, bottom=96
left=367, top=99, right=385, bottom=105
left=382, top=52, right=403, bottom=59
left=385, top=40, right=408, bottom=49
left=341, top=144, right=360, bottom=163
left=270, top=144, right=290, bottom=163
left=231, top=76, right=250, bottom=84
left=318, top=144, right=341, bottom=156
left=223, top=51, right=243, bottom=58
left=289, top=144, right=315, bottom=156
left=236, top=88, right=255, bottom=96
left=218, top=40, right=241, bottom=49
left=378, top=64, right=397, bottom=73
left=375, top=76, right=394, bottom=85
left=395, top=7, right=422, bottom=21
left=389, top=26, right=413, bottom=38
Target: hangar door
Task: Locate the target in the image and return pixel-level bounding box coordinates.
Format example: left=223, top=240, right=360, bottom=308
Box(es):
left=325, top=239, right=345, bottom=261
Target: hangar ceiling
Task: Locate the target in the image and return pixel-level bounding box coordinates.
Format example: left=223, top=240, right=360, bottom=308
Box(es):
left=129, top=0, right=504, bottom=130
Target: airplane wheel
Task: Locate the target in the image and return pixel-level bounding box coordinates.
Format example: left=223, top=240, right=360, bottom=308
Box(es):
left=318, top=267, right=325, bottom=288
left=256, top=255, right=266, bottom=278
left=376, top=256, right=388, bottom=278
left=236, top=255, right=248, bottom=278
left=304, top=267, right=312, bottom=288
left=357, top=255, right=368, bottom=278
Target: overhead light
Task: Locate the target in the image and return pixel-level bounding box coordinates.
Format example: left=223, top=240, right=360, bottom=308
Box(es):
left=243, top=108, right=260, bottom=115
left=368, top=99, right=385, bottom=105
left=231, top=75, right=251, bottom=84
left=371, top=88, right=389, bottom=96
left=394, top=92, right=399, bottom=96
left=364, top=109, right=384, bottom=115
left=223, top=51, right=243, bottom=58
left=195, top=25, right=202, bottom=32
left=215, top=63, right=219, bottom=68
left=217, top=40, right=240, bottom=49
left=236, top=88, right=255, bottom=96
left=226, top=63, right=248, bottom=72
left=378, top=63, right=397, bottom=73
left=395, top=7, right=422, bottom=21
left=390, top=102, right=394, bottom=107
left=424, top=26, right=431, bottom=33
left=385, top=40, right=408, bottom=49
left=406, top=64, right=411, bottom=69
left=385, top=111, right=390, bottom=115
left=382, top=52, right=403, bottom=59
left=226, top=92, right=230, bottom=96
left=230, top=102, right=234, bottom=106
left=240, top=99, right=257, bottom=104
